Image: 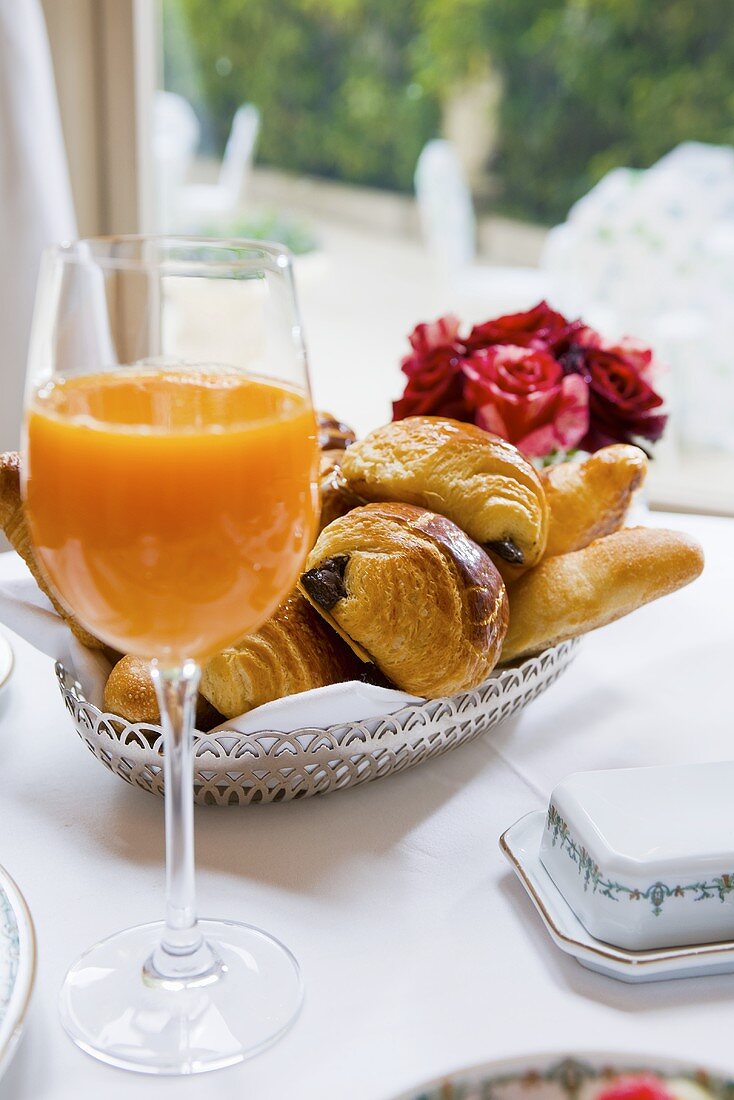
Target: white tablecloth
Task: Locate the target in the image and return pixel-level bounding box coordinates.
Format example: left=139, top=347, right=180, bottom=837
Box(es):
left=1, top=511, right=733, bottom=1099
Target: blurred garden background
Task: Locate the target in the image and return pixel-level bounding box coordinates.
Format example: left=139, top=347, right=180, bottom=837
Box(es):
left=154, top=0, right=734, bottom=514
left=162, top=0, right=734, bottom=225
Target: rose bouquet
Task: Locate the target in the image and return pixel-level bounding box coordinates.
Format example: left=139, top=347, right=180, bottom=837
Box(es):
left=392, top=302, right=667, bottom=461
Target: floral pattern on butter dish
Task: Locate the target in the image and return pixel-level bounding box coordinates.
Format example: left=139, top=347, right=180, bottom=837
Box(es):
left=546, top=805, right=734, bottom=917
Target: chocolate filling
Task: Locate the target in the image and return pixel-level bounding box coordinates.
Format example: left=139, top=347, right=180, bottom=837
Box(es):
left=301, top=554, right=350, bottom=610
left=486, top=538, right=524, bottom=565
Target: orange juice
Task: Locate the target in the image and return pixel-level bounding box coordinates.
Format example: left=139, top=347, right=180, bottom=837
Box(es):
left=26, top=367, right=319, bottom=661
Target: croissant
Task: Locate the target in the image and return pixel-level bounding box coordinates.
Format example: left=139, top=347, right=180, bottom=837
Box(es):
left=0, top=451, right=103, bottom=650
left=200, top=589, right=362, bottom=719
left=104, top=655, right=222, bottom=729
left=318, top=449, right=363, bottom=532
left=541, top=445, right=647, bottom=558
left=300, top=502, right=509, bottom=697
left=340, top=416, right=548, bottom=569
left=501, top=527, right=704, bottom=663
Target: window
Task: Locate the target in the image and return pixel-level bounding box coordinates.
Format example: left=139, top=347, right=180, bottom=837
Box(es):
left=50, top=0, right=734, bottom=513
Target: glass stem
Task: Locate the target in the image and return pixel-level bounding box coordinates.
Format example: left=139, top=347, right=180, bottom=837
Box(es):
left=146, top=659, right=218, bottom=985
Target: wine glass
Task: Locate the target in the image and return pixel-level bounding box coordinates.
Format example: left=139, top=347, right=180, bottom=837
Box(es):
left=22, top=237, right=320, bottom=1074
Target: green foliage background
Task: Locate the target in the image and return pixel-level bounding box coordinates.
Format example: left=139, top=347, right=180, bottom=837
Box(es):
left=164, top=0, right=734, bottom=224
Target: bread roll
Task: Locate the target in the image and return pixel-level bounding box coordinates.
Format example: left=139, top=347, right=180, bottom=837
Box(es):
left=104, top=655, right=222, bottom=729
left=340, top=416, right=548, bottom=569
left=318, top=449, right=362, bottom=532
left=542, top=445, right=647, bottom=558
left=0, top=451, right=103, bottom=650
left=501, top=527, right=704, bottom=663
left=200, top=590, right=362, bottom=719
left=300, top=502, right=509, bottom=697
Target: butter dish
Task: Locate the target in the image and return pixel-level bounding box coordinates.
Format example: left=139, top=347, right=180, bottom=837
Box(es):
left=501, top=812, right=734, bottom=983
left=540, top=761, right=734, bottom=951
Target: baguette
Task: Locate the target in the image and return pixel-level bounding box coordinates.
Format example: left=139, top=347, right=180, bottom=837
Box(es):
left=501, top=527, right=704, bottom=662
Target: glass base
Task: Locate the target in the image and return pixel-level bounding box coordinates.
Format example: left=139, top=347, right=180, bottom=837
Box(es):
left=59, top=919, right=304, bottom=1075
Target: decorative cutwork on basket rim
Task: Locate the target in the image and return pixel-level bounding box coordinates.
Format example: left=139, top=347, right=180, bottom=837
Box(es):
left=55, top=638, right=578, bottom=805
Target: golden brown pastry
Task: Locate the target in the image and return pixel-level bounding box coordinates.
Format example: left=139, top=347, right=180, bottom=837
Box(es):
left=317, top=411, right=357, bottom=451
left=318, top=450, right=363, bottom=532
left=0, top=451, right=104, bottom=650
left=200, top=590, right=362, bottom=719
left=299, top=502, right=509, bottom=697
left=104, top=655, right=222, bottom=730
left=541, top=445, right=647, bottom=558
left=501, top=527, right=704, bottom=663
left=340, top=417, right=548, bottom=569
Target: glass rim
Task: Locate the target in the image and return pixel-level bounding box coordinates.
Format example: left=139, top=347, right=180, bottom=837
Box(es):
left=44, top=234, right=294, bottom=276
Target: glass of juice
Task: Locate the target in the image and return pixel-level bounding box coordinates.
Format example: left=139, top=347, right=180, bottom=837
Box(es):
left=22, top=237, right=320, bottom=1074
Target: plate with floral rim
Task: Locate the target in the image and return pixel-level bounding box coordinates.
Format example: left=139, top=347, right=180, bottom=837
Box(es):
left=0, top=864, right=36, bottom=1080
left=389, top=1051, right=733, bottom=1100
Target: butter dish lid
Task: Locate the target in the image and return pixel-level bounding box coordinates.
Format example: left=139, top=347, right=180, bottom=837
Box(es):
left=549, top=760, right=734, bottom=877
left=540, top=760, right=734, bottom=951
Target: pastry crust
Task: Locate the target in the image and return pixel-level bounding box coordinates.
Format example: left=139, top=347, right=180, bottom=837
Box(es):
left=104, top=655, right=222, bottom=729
left=340, top=416, right=548, bottom=569
left=300, top=502, right=509, bottom=697
left=317, top=411, right=357, bottom=451
left=501, top=527, right=704, bottom=662
left=318, top=449, right=363, bottom=532
left=0, top=451, right=103, bottom=650
left=200, top=589, right=362, bottom=719
left=542, top=445, right=647, bottom=558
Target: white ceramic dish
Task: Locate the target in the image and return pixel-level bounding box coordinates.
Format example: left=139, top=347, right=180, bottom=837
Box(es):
left=501, top=812, right=734, bottom=983
left=541, top=762, right=734, bottom=950
left=390, top=1050, right=733, bottom=1100
left=0, top=633, right=13, bottom=696
left=0, top=865, right=36, bottom=1080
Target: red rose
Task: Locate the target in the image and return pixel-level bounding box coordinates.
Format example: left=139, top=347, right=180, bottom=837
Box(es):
left=462, top=345, right=589, bottom=457
left=562, top=335, right=667, bottom=450
left=392, top=315, right=472, bottom=421
left=464, top=300, right=581, bottom=353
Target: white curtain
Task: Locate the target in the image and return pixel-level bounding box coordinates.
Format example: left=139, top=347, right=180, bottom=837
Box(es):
left=0, top=0, right=76, bottom=452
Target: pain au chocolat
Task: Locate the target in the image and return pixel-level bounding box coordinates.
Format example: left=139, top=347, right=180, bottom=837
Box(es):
left=299, top=502, right=509, bottom=697
left=339, top=416, right=548, bottom=570
left=317, top=411, right=357, bottom=451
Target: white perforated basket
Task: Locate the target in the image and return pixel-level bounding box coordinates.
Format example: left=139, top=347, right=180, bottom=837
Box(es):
left=56, top=639, right=578, bottom=805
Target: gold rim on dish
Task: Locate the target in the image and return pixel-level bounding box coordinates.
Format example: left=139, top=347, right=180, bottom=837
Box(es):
left=0, top=864, right=37, bottom=1076
left=500, top=816, right=734, bottom=968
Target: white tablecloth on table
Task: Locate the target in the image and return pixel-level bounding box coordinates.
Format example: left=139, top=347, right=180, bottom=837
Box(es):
left=0, top=511, right=733, bottom=1100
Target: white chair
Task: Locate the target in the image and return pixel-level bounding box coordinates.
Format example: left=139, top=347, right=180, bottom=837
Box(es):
left=540, top=142, right=734, bottom=454
left=153, top=91, right=200, bottom=232
left=414, top=139, right=547, bottom=315
left=177, top=103, right=260, bottom=228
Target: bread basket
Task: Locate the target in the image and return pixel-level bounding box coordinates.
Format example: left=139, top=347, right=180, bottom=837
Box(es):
left=55, top=638, right=578, bottom=805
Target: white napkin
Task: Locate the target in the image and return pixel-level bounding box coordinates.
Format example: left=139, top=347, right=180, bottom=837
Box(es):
left=0, top=556, right=421, bottom=730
